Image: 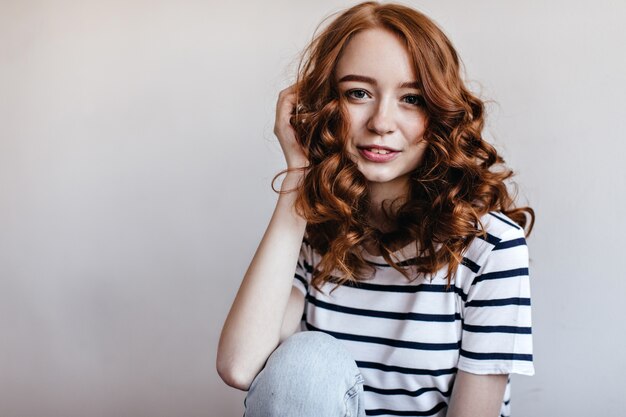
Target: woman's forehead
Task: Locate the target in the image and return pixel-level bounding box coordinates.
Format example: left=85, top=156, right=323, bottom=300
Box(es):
left=335, top=28, right=417, bottom=86
left=335, top=28, right=415, bottom=81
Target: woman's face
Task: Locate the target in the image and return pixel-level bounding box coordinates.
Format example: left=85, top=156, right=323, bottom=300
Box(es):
left=335, top=27, right=428, bottom=200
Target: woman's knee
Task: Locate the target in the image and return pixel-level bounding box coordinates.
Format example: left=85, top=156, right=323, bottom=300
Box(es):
left=244, top=331, right=363, bottom=416
left=264, top=331, right=359, bottom=380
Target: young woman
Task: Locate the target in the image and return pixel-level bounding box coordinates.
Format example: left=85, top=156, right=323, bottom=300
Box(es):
left=217, top=2, right=535, bottom=417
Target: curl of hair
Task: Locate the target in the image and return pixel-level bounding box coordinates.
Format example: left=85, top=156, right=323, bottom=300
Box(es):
left=273, top=1, right=535, bottom=293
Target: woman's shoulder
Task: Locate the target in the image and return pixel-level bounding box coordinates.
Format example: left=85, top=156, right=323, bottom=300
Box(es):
left=477, top=211, right=527, bottom=242
left=458, top=211, right=527, bottom=273
left=452, top=211, right=530, bottom=291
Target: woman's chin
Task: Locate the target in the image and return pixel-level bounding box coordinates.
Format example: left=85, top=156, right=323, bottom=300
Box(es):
left=359, top=170, right=412, bottom=193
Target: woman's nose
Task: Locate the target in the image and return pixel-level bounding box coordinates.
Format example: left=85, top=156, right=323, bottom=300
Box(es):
left=366, top=100, right=396, bottom=135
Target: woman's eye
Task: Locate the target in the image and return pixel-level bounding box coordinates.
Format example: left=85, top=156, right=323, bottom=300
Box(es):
left=403, top=95, right=425, bottom=106
left=346, top=89, right=369, bottom=100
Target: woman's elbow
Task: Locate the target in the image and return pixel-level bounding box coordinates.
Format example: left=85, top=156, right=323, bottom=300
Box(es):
left=216, top=356, right=254, bottom=391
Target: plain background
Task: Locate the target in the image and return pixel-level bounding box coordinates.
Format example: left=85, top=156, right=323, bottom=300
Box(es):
left=1, top=0, right=625, bottom=416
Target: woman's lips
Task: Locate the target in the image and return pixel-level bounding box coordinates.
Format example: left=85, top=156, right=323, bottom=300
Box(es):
left=358, top=147, right=401, bottom=163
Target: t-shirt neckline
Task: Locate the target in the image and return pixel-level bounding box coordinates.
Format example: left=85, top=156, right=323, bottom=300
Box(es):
left=359, top=241, right=417, bottom=263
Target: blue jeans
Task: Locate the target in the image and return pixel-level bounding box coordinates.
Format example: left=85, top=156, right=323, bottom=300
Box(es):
left=243, top=331, right=366, bottom=417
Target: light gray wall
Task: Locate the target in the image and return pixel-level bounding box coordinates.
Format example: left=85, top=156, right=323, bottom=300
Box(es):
left=1, top=1, right=624, bottom=416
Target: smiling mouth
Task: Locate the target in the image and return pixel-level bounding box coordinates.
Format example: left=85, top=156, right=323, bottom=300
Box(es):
left=357, top=146, right=400, bottom=154
left=366, top=148, right=392, bottom=154
left=357, top=147, right=401, bottom=163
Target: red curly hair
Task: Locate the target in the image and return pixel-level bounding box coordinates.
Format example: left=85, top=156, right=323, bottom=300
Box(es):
left=272, top=1, right=535, bottom=292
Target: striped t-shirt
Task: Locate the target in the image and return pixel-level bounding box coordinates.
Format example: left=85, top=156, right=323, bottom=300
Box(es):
left=292, top=212, right=534, bottom=417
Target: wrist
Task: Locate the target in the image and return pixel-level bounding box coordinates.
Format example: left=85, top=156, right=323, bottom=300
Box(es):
left=280, top=170, right=304, bottom=192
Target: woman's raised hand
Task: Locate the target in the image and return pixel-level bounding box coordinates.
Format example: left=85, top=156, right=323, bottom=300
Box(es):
left=274, top=84, right=309, bottom=170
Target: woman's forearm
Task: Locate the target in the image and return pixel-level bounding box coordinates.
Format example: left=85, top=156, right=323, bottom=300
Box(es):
left=216, top=172, right=307, bottom=390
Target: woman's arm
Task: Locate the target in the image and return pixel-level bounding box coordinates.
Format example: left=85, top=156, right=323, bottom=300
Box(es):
left=450, top=221, right=533, bottom=415
left=446, top=370, right=508, bottom=417
left=216, top=85, right=309, bottom=391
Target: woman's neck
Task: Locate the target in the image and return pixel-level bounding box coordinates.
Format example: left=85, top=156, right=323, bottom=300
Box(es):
left=367, top=178, right=410, bottom=231
left=363, top=177, right=415, bottom=256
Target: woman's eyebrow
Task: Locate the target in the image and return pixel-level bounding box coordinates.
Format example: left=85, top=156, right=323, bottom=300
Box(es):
left=337, top=74, right=420, bottom=89
left=400, top=81, right=421, bottom=89
left=338, top=74, right=376, bottom=84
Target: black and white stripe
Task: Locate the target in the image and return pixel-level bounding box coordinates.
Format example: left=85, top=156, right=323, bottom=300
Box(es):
left=292, top=212, right=534, bottom=417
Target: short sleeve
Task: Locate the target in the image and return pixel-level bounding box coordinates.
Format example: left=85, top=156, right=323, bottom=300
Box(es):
left=458, top=226, right=535, bottom=376
left=292, top=237, right=312, bottom=297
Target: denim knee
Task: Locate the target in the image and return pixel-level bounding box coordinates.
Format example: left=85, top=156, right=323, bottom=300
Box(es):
left=244, top=331, right=365, bottom=417
left=268, top=331, right=359, bottom=377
